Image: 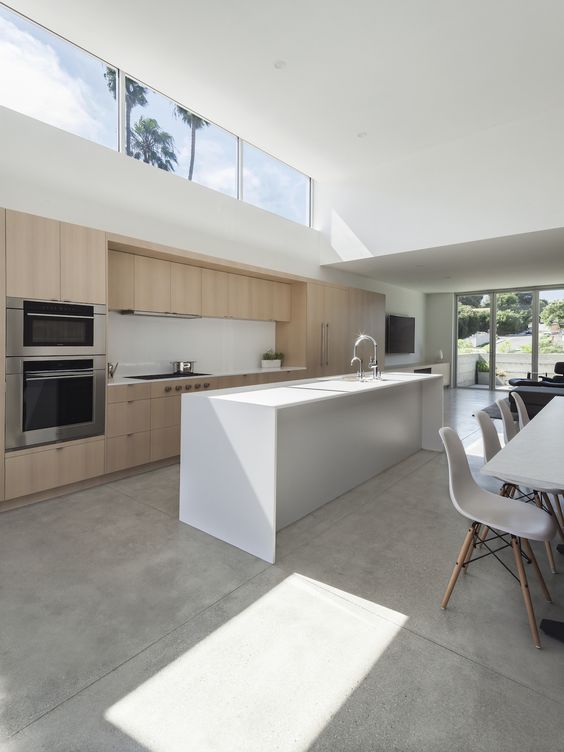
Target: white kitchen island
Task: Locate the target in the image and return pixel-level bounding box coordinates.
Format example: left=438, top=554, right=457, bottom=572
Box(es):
left=179, top=373, right=443, bottom=563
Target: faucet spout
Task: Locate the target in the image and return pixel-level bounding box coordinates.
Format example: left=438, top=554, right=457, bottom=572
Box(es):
left=351, top=334, right=380, bottom=380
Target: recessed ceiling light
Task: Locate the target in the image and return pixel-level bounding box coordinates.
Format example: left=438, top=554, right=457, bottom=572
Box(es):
left=443, top=275, right=452, bottom=280
left=357, top=131, right=368, bottom=139
left=273, top=60, right=286, bottom=69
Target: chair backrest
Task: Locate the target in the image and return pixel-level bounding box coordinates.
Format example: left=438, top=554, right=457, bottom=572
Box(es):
left=555, top=361, right=564, bottom=376
left=512, top=391, right=530, bottom=429
left=476, top=410, right=502, bottom=462
left=497, top=397, right=518, bottom=444
left=439, top=427, right=479, bottom=519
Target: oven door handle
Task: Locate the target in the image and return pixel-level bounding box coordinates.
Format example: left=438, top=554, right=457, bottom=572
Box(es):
left=25, top=372, right=95, bottom=381
left=26, top=312, right=94, bottom=320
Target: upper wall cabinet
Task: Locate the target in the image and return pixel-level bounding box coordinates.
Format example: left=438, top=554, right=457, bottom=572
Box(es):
left=6, top=210, right=61, bottom=300
left=202, top=269, right=228, bottom=317
left=6, top=210, right=106, bottom=304
left=202, top=269, right=291, bottom=321
left=108, top=250, right=134, bottom=310
left=171, top=263, right=202, bottom=316
left=60, top=223, right=106, bottom=304
left=134, top=256, right=171, bottom=313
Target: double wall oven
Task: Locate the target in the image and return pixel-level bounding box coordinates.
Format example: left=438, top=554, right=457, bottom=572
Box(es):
left=6, top=298, right=106, bottom=450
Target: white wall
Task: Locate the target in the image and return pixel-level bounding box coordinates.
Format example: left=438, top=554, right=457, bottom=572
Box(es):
left=108, top=313, right=275, bottom=375
left=0, top=107, right=427, bottom=364
left=425, top=293, right=455, bottom=370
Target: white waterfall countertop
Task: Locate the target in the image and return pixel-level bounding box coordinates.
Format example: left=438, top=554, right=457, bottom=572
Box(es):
left=179, top=372, right=443, bottom=563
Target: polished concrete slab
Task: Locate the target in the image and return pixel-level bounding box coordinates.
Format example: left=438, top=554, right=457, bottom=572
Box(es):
left=1, top=388, right=563, bottom=750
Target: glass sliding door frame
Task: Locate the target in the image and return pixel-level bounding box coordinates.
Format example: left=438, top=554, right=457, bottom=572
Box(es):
left=454, top=286, right=560, bottom=389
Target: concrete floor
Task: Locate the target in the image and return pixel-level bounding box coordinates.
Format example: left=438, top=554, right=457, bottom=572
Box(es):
left=1, top=388, right=563, bottom=751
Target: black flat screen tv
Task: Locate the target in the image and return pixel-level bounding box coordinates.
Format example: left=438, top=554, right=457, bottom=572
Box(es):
left=386, top=314, right=415, bottom=354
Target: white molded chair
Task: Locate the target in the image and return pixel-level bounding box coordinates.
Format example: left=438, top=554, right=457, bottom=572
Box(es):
left=476, top=409, right=502, bottom=463
left=497, top=397, right=518, bottom=443
left=512, top=391, right=530, bottom=430
left=439, top=426, right=555, bottom=648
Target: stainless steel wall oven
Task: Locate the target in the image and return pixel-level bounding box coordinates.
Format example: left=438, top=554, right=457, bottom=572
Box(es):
left=7, top=298, right=106, bottom=357
left=6, top=298, right=106, bottom=450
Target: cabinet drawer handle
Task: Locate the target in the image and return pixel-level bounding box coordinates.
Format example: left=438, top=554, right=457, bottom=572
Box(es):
left=56, top=446, right=64, bottom=451
left=127, top=400, right=134, bottom=404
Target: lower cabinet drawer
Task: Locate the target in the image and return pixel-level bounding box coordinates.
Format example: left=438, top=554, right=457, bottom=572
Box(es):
left=150, top=425, right=180, bottom=461
left=107, top=399, right=150, bottom=437
left=106, top=432, right=151, bottom=473
left=150, top=395, right=180, bottom=430
left=5, top=438, right=105, bottom=499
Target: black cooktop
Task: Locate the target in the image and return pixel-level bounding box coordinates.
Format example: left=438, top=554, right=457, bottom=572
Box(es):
left=130, top=372, right=211, bottom=380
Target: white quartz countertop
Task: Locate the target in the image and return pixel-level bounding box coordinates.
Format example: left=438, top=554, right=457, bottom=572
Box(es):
left=108, top=365, right=307, bottom=386
left=206, top=372, right=442, bottom=409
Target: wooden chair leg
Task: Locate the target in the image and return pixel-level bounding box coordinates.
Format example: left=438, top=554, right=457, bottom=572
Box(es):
left=534, top=493, right=557, bottom=573
left=511, top=536, right=541, bottom=648
left=553, top=493, right=564, bottom=533
left=544, top=493, right=564, bottom=542
left=522, top=539, right=552, bottom=603
left=441, top=524, right=477, bottom=609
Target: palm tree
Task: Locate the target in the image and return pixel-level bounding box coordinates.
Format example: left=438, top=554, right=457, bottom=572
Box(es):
left=104, top=68, right=148, bottom=155
left=130, top=117, right=177, bottom=171
left=125, top=79, right=148, bottom=155
left=175, top=105, right=209, bottom=180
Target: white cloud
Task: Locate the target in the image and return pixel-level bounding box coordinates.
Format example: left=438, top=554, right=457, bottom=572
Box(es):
left=0, top=16, right=104, bottom=141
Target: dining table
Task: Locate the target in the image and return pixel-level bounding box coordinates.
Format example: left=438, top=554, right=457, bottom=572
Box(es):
left=482, top=394, right=564, bottom=643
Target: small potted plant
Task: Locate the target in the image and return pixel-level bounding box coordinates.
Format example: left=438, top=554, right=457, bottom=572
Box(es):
left=476, top=358, right=489, bottom=385
left=261, top=349, right=284, bottom=369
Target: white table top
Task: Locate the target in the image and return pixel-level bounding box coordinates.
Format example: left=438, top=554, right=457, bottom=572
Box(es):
left=482, top=397, right=564, bottom=489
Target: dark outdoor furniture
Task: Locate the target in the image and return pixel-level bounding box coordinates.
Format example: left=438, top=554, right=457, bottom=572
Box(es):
left=509, top=385, right=564, bottom=418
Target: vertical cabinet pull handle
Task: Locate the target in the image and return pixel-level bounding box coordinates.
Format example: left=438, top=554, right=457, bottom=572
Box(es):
left=326, top=322, right=329, bottom=365
left=320, top=322, right=324, bottom=367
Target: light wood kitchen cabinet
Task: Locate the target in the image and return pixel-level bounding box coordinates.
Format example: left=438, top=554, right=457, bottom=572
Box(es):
left=249, top=279, right=292, bottom=322
left=134, top=256, right=171, bottom=312
left=107, top=382, right=150, bottom=403
left=60, top=223, right=106, bottom=304
left=6, top=210, right=61, bottom=300
left=228, top=274, right=252, bottom=319
left=202, top=269, right=229, bottom=317
left=171, top=263, right=202, bottom=315
left=150, top=425, right=180, bottom=461
left=107, top=399, right=150, bottom=438
left=348, top=288, right=386, bottom=368
left=306, top=283, right=350, bottom=377
left=150, top=395, right=181, bottom=429
left=106, top=432, right=151, bottom=473
left=108, top=251, right=135, bottom=310
left=250, top=278, right=272, bottom=320
left=271, top=282, right=292, bottom=322
left=5, top=438, right=105, bottom=499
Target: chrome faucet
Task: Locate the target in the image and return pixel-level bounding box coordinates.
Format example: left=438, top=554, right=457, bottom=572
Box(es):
left=351, top=334, right=380, bottom=381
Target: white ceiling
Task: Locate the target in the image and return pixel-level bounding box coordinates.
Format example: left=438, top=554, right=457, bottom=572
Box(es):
left=326, top=227, right=564, bottom=293
left=6, top=0, right=564, bottom=290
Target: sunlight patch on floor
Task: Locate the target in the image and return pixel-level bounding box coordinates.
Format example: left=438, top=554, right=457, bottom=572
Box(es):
left=105, top=574, right=408, bottom=752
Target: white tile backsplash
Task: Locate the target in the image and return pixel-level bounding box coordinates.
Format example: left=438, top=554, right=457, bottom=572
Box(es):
left=108, top=313, right=276, bottom=375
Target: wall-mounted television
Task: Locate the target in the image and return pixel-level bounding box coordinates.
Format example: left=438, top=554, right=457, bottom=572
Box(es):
left=386, top=314, right=415, bottom=354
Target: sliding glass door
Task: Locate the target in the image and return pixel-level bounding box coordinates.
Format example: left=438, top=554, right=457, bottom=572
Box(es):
left=456, top=294, right=491, bottom=388
left=493, top=291, right=533, bottom=387
left=455, top=287, right=563, bottom=389
left=537, top=289, right=564, bottom=378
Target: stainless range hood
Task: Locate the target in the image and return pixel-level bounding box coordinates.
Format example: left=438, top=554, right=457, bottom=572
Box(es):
left=119, top=310, right=201, bottom=320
